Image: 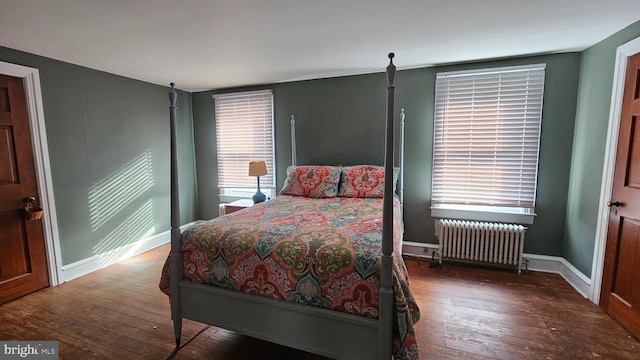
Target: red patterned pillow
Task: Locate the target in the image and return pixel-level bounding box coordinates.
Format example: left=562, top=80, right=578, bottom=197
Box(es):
left=280, top=165, right=341, bottom=198
left=338, top=165, right=399, bottom=198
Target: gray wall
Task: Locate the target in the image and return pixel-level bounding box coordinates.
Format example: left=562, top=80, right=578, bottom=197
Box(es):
left=192, top=90, right=218, bottom=219
left=0, top=46, right=198, bottom=265
left=564, top=20, right=640, bottom=276
left=192, top=53, right=581, bottom=257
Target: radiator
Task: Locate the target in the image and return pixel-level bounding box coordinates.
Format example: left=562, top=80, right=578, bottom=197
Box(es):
left=436, top=219, right=527, bottom=274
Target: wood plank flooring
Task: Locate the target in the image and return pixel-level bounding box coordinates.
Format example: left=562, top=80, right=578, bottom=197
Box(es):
left=1, top=244, right=639, bottom=359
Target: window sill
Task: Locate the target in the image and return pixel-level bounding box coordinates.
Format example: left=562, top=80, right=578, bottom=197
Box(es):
left=430, top=204, right=535, bottom=225
left=219, top=188, right=275, bottom=204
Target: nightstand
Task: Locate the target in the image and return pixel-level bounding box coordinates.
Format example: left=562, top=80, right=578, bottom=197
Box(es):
left=223, top=199, right=255, bottom=215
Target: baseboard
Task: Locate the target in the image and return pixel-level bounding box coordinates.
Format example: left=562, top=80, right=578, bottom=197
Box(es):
left=60, top=222, right=196, bottom=283
left=402, top=241, right=439, bottom=260
left=402, top=241, right=592, bottom=299
left=61, top=235, right=592, bottom=299
left=524, top=254, right=592, bottom=298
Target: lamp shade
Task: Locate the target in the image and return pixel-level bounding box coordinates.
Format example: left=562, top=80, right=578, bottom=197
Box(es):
left=248, top=161, right=267, bottom=177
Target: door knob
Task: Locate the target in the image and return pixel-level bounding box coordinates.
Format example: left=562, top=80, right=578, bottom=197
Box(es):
left=607, top=201, right=622, bottom=207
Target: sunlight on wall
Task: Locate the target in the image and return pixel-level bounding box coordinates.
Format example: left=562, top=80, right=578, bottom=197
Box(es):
left=88, top=150, right=154, bottom=231
left=86, top=149, right=157, bottom=266
left=93, top=199, right=156, bottom=267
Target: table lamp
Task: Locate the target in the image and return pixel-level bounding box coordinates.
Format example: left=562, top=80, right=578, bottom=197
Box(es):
left=248, top=161, right=267, bottom=203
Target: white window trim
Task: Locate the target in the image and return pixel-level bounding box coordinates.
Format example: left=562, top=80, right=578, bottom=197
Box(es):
left=430, top=63, right=545, bottom=225
left=213, top=89, right=276, bottom=202
left=219, top=187, right=276, bottom=203
left=430, top=204, right=536, bottom=225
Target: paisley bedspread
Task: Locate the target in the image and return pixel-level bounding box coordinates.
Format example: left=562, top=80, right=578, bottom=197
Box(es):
left=159, top=195, right=420, bottom=359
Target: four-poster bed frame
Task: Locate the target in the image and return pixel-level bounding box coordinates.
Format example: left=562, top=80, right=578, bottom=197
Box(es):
left=167, top=53, right=405, bottom=359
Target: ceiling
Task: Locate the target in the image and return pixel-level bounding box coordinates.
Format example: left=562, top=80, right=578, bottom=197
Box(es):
left=1, top=0, right=640, bottom=92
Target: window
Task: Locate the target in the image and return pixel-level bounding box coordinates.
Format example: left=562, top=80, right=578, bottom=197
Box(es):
left=214, top=90, right=275, bottom=201
left=430, top=64, right=545, bottom=224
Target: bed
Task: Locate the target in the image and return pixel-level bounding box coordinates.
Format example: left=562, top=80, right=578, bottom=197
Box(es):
left=161, top=54, right=420, bottom=359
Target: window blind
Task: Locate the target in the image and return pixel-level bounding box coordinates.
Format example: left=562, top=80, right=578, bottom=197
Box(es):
left=431, top=64, right=545, bottom=209
left=214, top=90, right=275, bottom=189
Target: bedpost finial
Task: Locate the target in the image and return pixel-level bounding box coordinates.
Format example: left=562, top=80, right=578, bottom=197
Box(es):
left=169, top=83, right=177, bottom=107
left=386, top=53, right=396, bottom=86
left=290, top=114, right=295, bottom=126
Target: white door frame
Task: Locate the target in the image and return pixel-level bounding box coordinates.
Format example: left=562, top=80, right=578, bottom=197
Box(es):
left=0, top=61, right=62, bottom=286
left=591, top=36, right=640, bottom=303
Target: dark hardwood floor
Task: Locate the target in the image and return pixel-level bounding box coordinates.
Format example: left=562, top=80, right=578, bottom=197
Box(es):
left=1, top=244, right=639, bottom=359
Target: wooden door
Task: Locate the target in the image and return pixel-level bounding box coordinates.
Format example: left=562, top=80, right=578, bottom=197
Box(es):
left=600, top=52, right=640, bottom=338
left=0, top=73, right=49, bottom=304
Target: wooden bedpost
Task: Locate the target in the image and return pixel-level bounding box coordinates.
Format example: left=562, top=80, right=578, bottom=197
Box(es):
left=168, top=83, right=183, bottom=347
left=379, top=53, right=395, bottom=359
